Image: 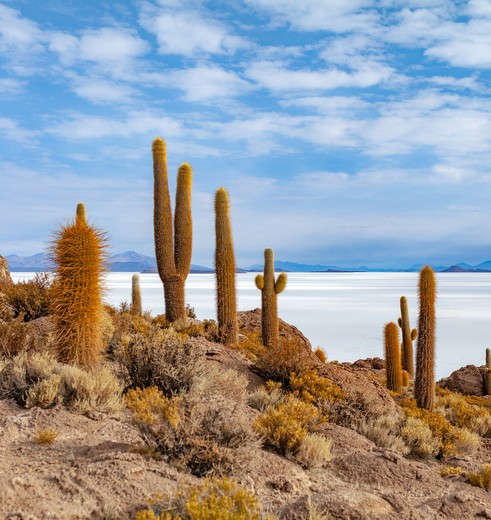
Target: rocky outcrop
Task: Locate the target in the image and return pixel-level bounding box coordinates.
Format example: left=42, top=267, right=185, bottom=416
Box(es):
left=0, top=255, right=13, bottom=288
left=440, top=364, right=485, bottom=396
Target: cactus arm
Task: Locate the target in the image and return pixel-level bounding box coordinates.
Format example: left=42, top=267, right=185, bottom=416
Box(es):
left=255, top=274, right=264, bottom=290
left=174, top=163, right=193, bottom=278
left=398, top=317, right=402, bottom=328
left=275, top=272, right=287, bottom=294
left=411, top=328, right=418, bottom=341
left=76, top=202, right=87, bottom=226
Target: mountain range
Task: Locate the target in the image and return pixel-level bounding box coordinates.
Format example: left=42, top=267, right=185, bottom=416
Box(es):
left=4, top=252, right=491, bottom=273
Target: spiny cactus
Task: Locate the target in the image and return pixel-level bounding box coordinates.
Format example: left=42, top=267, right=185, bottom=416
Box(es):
left=50, top=202, right=107, bottom=368
left=384, top=322, right=402, bottom=394
left=398, top=296, right=417, bottom=377
left=255, top=248, right=287, bottom=346
left=152, top=138, right=192, bottom=322
left=414, top=266, right=436, bottom=410
left=131, top=274, right=142, bottom=316
left=214, top=187, right=237, bottom=345
left=486, top=348, right=491, bottom=396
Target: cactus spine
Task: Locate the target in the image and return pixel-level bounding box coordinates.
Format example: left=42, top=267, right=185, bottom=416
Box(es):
left=214, top=187, right=237, bottom=344
left=486, top=348, right=491, bottom=396
left=152, top=138, right=192, bottom=322
left=384, top=322, right=402, bottom=394
left=50, top=202, right=107, bottom=368
left=255, top=248, right=287, bottom=346
left=131, top=274, right=142, bottom=316
left=398, top=296, right=417, bottom=377
left=414, top=266, right=436, bottom=410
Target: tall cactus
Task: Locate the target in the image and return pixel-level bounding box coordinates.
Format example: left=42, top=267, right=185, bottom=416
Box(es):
left=398, top=296, right=417, bottom=377
left=486, top=348, right=491, bottom=396
left=50, top=202, right=107, bottom=368
left=414, top=266, right=437, bottom=410
left=131, top=273, right=142, bottom=316
left=255, top=248, right=287, bottom=346
left=214, top=187, right=237, bottom=344
left=152, top=137, right=192, bottom=322
left=384, top=322, right=402, bottom=394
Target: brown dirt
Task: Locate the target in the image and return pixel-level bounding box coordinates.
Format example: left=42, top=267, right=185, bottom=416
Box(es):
left=2, top=317, right=491, bottom=519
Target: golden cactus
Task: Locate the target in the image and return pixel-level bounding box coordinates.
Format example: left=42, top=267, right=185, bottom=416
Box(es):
left=50, top=202, right=107, bottom=368
left=152, top=138, right=192, bottom=322
left=415, top=266, right=436, bottom=410
left=131, top=274, right=142, bottom=316
left=384, top=322, right=402, bottom=394
left=214, top=187, right=237, bottom=345
left=255, top=248, right=287, bottom=346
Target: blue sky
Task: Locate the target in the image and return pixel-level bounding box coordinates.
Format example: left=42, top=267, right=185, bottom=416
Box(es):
left=1, top=0, right=491, bottom=268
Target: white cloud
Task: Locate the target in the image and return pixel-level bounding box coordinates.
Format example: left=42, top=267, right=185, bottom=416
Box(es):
left=0, top=117, right=38, bottom=142
left=72, top=77, right=137, bottom=104
left=0, top=5, right=44, bottom=54
left=140, top=3, right=247, bottom=57
left=0, top=77, right=25, bottom=95
left=246, top=61, right=395, bottom=91
left=47, top=112, right=181, bottom=140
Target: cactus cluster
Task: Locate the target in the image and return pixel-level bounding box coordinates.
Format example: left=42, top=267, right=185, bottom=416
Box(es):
left=255, top=248, right=287, bottom=347
left=50, top=202, right=107, bottom=368
left=152, top=137, right=192, bottom=323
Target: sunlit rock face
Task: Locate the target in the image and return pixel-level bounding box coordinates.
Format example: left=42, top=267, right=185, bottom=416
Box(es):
left=0, top=255, right=13, bottom=289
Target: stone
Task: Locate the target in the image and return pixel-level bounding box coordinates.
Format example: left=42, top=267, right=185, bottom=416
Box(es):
left=0, top=255, right=13, bottom=289
left=440, top=364, right=485, bottom=396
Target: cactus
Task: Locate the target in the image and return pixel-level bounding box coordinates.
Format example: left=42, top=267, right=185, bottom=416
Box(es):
left=131, top=274, right=142, bottom=316
left=486, top=348, right=491, bottom=396
left=255, top=248, right=287, bottom=346
left=214, top=187, right=237, bottom=344
left=414, top=266, right=437, bottom=410
left=50, top=202, right=107, bottom=368
left=398, top=296, right=417, bottom=377
left=384, top=322, right=402, bottom=394
left=152, top=138, right=192, bottom=322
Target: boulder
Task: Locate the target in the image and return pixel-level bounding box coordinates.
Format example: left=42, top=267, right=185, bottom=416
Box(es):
left=440, top=364, right=485, bottom=396
left=0, top=255, right=13, bottom=288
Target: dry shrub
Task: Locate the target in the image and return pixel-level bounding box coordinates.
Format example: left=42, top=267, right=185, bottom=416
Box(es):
left=255, top=394, right=322, bottom=455
left=235, top=330, right=266, bottom=361
left=441, top=465, right=465, bottom=477
left=314, top=347, right=327, bottom=363
left=400, top=398, right=480, bottom=457
left=467, top=464, right=491, bottom=490
left=254, top=338, right=315, bottom=384
left=128, top=387, right=258, bottom=477
left=296, top=433, right=332, bottom=469
left=136, top=476, right=273, bottom=520
left=357, top=414, right=409, bottom=455
left=399, top=416, right=439, bottom=458
left=0, top=351, right=123, bottom=413
left=35, top=427, right=58, bottom=444
left=0, top=316, right=29, bottom=357
left=114, top=328, right=202, bottom=395
left=191, top=364, right=249, bottom=402
left=248, top=381, right=285, bottom=412
left=3, top=272, right=52, bottom=321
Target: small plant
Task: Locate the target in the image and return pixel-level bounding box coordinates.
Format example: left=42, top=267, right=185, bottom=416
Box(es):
left=254, top=338, right=314, bottom=384
left=440, top=465, right=465, bottom=477
left=399, top=416, right=439, bottom=458
left=314, top=348, right=327, bottom=363
left=255, top=248, right=287, bottom=347
left=295, top=433, right=332, bottom=469
left=3, top=272, right=52, bottom=321
left=255, top=394, right=321, bottom=455
left=137, top=476, right=273, bottom=520
left=248, top=381, right=284, bottom=412
left=35, top=427, right=58, bottom=444
left=467, top=464, right=491, bottom=490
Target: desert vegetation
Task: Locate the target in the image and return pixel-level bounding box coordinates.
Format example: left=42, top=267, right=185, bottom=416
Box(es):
left=2, top=137, right=491, bottom=519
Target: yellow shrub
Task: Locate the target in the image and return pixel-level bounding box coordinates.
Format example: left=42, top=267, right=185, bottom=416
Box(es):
left=467, top=464, right=491, bottom=490
left=289, top=369, right=345, bottom=408
left=255, top=395, right=321, bottom=454
left=440, top=465, right=465, bottom=477
left=314, top=348, right=327, bottom=363
left=127, top=386, right=181, bottom=428
left=137, top=477, right=272, bottom=520
left=35, top=427, right=58, bottom=444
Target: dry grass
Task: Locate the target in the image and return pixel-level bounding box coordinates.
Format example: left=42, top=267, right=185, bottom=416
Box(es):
left=467, top=464, right=491, bottom=490
left=296, top=433, right=332, bottom=469
left=356, top=414, right=409, bottom=455
left=440, top=465, right=465, bottom=477
left=191, top=364, right=249, bottom=402
left=35, top=427, right=58, bottom=444
left=0, top=351, right=123, bottom=413
left=248, top=381, right=285, bottom=412
left=399, top=416, right=439, bottom=458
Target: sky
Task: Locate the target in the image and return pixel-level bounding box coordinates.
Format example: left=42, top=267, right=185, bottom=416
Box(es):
left=1, top=0, right=491, bottom=268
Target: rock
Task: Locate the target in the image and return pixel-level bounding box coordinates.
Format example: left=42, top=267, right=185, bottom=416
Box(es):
left=440, top=365, right=485, bottom=396
left=353, top=357, right=385, bottom=370
left=0, top=255, right=13, bottom=288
